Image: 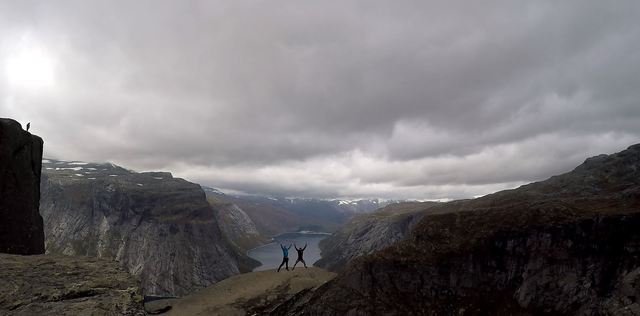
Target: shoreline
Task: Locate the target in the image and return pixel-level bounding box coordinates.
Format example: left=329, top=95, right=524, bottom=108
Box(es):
left=246, top=230, right=332, bottom=254
left=246, top=232, right=331, bottom=271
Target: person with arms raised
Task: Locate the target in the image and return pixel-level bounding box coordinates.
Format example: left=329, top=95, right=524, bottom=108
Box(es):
left=292, top=243, right=308, bottom=270
left=277, top=243, right=292, bottom=272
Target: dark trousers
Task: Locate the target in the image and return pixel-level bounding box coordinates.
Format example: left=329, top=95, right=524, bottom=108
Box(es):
left=277, top=257, right=289, bottom=272
left=292, top=257, right=307, bottom=269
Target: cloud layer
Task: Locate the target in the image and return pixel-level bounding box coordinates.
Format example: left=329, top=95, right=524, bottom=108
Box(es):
left=1, top=1, right=639, bottom=199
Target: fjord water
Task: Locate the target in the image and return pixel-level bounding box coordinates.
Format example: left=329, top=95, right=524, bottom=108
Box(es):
left=247, top=232, right=330, bottom=271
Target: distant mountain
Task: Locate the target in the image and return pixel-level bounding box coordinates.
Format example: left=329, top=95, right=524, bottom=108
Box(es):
left=275, top=144, right=640, bottom=315
left=331, top=199, right=395, bottom=214
left=40, top=159, right=258, bottom=296
left=203, top=187, right=401, bottom=238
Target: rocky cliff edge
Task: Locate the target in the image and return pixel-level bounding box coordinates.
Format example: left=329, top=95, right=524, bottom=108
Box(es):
left=0, top=118, right=44, bottom=255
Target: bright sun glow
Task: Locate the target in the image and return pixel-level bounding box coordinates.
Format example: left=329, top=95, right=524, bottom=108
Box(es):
left=5, top=37, right=55, bottom=90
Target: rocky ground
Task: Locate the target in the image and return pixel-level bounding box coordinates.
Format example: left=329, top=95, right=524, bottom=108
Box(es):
left=0, top=253, right=144, bottom=315
left=145, top=267, right=335, bottom=315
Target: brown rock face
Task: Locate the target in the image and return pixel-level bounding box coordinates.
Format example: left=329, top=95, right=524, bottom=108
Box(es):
left=0, top=118, right=45, bottom=255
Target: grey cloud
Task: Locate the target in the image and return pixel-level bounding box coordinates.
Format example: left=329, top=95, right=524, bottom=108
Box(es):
left=1, top=0, right=639, bottom=199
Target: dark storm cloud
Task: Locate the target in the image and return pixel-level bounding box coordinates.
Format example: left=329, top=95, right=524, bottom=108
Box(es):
left=1, top=0, right=639, bottom=199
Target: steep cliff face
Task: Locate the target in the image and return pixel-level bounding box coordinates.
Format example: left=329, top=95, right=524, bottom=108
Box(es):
left=315, top=202, right=438, bottom=271
left=277, top=144, right=640, bottom=315
left=205, top=188, right=268, bottom=252
left=0, top=118, right=45, bottom=255
left=41, top=160, right=258, bottom=296
left=218, top=195, right=304, bottom=236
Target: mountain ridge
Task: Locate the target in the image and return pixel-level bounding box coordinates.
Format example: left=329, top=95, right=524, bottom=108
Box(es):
left=274, top=143, right=640, bottom=315
left=315, top=201, right=440, bottom=271
left=203, top=187, right=404, bottom=236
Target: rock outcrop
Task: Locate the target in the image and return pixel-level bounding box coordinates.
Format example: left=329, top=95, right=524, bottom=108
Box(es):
left=0, top=253, right=144, bottom=315
left=145, top=267, right=336, bottom=316
left=314, top=201, right=438, bottom=272
left=41, top=159, right=258, bottom=296
left=0, top=118, right=45, bottom=255
left=276, top=144, right=640, bottom=315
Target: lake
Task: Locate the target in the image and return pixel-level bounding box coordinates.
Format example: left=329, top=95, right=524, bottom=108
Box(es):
left=247, top=232, right=330, bottom=271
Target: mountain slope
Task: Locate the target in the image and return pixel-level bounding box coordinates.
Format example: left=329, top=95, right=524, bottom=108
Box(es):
left=204, top=188, right=269, bottom=252
left=276, top=144, right=640, bottom=315
left=41, top=159, right=258, bottom=296
left=209, top=194, right=306, bottom=237
left=314, top=201, right=439, bottom=271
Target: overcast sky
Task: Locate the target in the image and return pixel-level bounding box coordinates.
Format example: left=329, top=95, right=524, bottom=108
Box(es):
left=1, top=1, right=639, bottom=200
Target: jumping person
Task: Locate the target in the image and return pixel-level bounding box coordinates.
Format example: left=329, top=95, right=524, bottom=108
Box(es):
left=277, top=243, right=292, bottom=272
left=292, top=243, right=307, bottom=270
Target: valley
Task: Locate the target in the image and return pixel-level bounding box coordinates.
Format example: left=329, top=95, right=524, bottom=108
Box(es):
left=3, top=2, right=639, bottom=315
left=37, top=156, right=390, bottom=298
left=3, top=117, right=640, bottom=315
